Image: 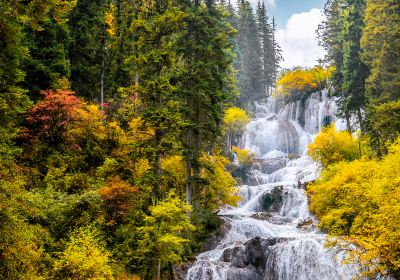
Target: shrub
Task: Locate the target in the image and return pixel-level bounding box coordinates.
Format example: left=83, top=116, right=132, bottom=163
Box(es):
left=308, top=124, right=360, bottom=167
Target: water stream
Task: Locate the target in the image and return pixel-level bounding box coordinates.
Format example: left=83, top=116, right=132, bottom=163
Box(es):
left=186, top=91, right=361, bottom=280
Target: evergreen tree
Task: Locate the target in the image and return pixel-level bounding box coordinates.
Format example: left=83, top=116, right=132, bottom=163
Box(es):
left=361, top=0, right=400, bottom=149
left=235, top=0, right=263, bottom=109
left=179, top=0, right=237, bottom=207
left=23, top=15, right=71, bottom=95
left=318, top=0, right=367, bottom=132
left=318, top=0, right=351, bottom=130
left=340, top=0, right=368, bottom=131
left=128, top=0, right=187, bottom=199
left=271, top=17, right=283, bottom=89
left=256, top=2, right=280, bottom=95
left=68, top=0, right=108, bottom=101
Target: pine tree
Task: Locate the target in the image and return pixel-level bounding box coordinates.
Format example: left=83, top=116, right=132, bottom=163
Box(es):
left=235, top=0, right=263, bottom=109
left=179, top=0, right=236, bottom=207
left=271, top=17, right=283, bottom=90
left=128, top=0, right=187, bottom=199
left=340, top=0, right=368, bottom=131
left=256, top=1, right=272, bottom=94
left=24, top=16, right=72, bottom=95
left=361, top=0, right=400, bottom=148
left=68, top=0, right=108, bottom=101
left=318, top=0, right=367, bottom=132
left=256, top=2, right=281, bottom=96
left=318, top=0, right=349, bottom=128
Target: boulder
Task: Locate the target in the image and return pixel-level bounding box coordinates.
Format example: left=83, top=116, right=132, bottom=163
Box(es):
left=220, top=237, right=290, bottom=280
left=257, top=186, right=285, bottom=212
left=257, top=158, right=287, bottom=175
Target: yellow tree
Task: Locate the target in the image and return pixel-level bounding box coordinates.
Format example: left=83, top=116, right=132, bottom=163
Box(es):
left=223, top=107, right=251, bottom=150
left=277, top=66, right=334, bottom=100
left=308, top=124, right=360, bottom=168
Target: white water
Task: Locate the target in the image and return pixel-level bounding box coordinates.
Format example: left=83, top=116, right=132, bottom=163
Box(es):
left=186, top=91, right=361, bottom=280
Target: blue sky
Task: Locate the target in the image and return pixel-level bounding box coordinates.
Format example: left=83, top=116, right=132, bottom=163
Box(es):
left=260, top=0, right=325, bottom=28
left=249, top=0, right=327, bottom=68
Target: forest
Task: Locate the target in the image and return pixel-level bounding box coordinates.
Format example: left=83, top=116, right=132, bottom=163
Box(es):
left=0, top=0, right=399, bottom=279
left=0, top=0, right=279, bottom=279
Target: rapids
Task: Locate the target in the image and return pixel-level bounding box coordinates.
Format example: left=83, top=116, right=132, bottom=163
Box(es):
left=186, top=91, right=362, bottom=280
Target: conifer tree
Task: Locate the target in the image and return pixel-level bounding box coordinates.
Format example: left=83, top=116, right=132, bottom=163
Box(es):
left=318, top=0, right=352, bottom=130
left=256, top=2, right=277, bottom=95
left=23, top=14, right=71, bottom=95
left=179, top=0, right=236, bottom=206
left=271, top=17, right=283, bottom=89
left=361, top=0, right=400, bottom=149
left=68, top=0, right=108, bottom=101
left=235, top=0, right=263, bottom=109
left=340, top=0, right=368, bottom=131
left=128, top=0, right=187, bottom=199
left=319, top=0, right=367, bottom=132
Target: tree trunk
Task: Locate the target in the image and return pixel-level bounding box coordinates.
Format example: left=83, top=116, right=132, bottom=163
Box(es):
left=357, top=107, right=363, bottom=133
left=193, top=103, right=201, bottom=209
left=345, top=111, right=352, bottom=132
left=156, top=259, right=161, bottom=280
left=186, top=159, right=192, bottom=206
left=170, top=263, right=178, bottom=280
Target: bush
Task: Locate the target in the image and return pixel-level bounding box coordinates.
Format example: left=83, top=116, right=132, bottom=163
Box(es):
left=277, top=66, right=334, bottom=101
left=53, top=227, right=114, bottom=280
left=308, top=125, right=360, bottom=167
left=307, top=138, right=400, bottom=277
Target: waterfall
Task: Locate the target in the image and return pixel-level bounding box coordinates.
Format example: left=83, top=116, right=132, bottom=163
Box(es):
left=185, top=90, right=366, bottom=280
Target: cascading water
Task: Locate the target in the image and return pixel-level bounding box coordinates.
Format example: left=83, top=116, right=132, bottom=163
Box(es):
left=186, top=90, right=361, bottom=280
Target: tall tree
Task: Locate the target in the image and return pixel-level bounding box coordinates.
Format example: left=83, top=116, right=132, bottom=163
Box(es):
left=179, top=0, right=237, bottom=207
left=271, top=17, right=282, bottom=89
left=361, top=0, right=400, bottom=149
left=340, top=0, right=368, bottom=131
left=68, top=0, right=108, bottom=101
left=318, top=0, right=349, bottom=128
left=256, top=2, right=280, bottom=95
left=23, top=13, right=71, bottom=95
left=235, top=0, right=263, bottom=109
left=318, top=0, right=367, bottom=132
left=128, top=0, right=187, bottom=199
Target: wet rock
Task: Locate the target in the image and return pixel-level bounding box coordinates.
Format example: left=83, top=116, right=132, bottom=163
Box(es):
left=288, top=153, right=300, bottom=160
left=202, top=218, right=231, bottom=252
left=245, top=237, right=267, bottom=270
left=297, top=217, right=318, bottom=232
left=221, top=237, right=291, bottom=280
left=227, top=269, right=261, bottom=280
left=297, top=180, right=314, bottom=190
left=231, top=246, right=248, bottom=268
left=256, top=158, right=287, bottom=175
left=251, top=213, right=292, bottom=225
left=251, top=212, right=273, bottom=220
left=173, top=262, right=193, bottom=280
left=257, top=186, right=284, bottom=212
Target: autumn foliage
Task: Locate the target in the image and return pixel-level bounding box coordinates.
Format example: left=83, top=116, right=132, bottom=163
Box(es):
left=26, top=90, right=83, bottom=145
left=99, top=177, right=138, bottom=226
left=308, top=138, right=400, bottom=277
left=308, top=124, right=360, bottom=168
left=277, top=66, right=334, bottom=100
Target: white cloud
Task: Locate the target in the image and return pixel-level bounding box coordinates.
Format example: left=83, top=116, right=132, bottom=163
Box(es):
left=276, top=8, right=325, bottom=69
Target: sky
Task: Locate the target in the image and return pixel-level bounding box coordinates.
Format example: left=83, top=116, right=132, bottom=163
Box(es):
left=249, top=0, right=327, bottom=69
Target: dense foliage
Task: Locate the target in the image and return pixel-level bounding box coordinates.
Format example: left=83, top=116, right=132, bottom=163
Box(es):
left=308, top=1, right=400, bottom=277
left=308, top=125, right=360, bottom=167
left=318, top=0, right=400, bottom=149
left=276, top=66, right=334, bottom=101
left=308, top=137, right=400, bottom=278
left=229, top=0, right=282, bottom=110
left=0, top=0, right=262, bottom=279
